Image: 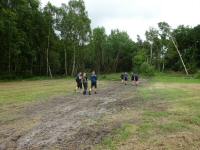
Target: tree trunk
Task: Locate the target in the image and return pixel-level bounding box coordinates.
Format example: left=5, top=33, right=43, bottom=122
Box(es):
left=162, top=59, right=165, bottom=72
left=30, top=57, right=33, bottom=75
left=48, top=66, right=53, bottom=79
left=64, top=48, right=67, bottom=76
left=47, top=25, right=50, bottom=76
left=150, top=43, right=153, bottom=64
left=38, top=48, right=41, bottom=75
left=46, top=47, right=49, bottom=76
left=170, top=36, right=189, bottom=75
left=71, top=45, right=76, bottom=76
left=114, top=51, right=120, bottom=72
left=8, top=4, right=11, bottom=74
left=8, top=47, right=11, bottom=74
left=101, top=46, right=104, bottom=72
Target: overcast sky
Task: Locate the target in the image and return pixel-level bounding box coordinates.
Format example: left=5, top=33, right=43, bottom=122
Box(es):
left=41, top=0, right=200, bottom=41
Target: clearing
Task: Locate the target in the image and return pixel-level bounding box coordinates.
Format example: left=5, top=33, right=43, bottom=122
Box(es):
left=0, top=76, right=200, bottom=150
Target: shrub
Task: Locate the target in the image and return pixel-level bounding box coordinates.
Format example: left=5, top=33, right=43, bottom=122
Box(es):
left=188, top=64, right=198, bottom=74
left=194, top=71, right=200, bottom=79
left=139, top=62, right=155, bottom=76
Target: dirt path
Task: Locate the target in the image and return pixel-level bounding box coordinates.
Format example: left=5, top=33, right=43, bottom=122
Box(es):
left=0, top=81, right=146, bottom=150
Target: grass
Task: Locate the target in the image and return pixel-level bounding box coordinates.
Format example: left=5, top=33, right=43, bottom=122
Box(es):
left=137, top=123, right=154, bottom=137
left=1, top=73, right=200, bottom=149
left=0, top=79, right=74, bottom=105
left=96, top=73, right=200, bottom=149
left=99, top=73, right=121, bottom=81
left=152, top=72, right=200, bottom=83
left=97, top=124, right=137, bottom=150
left=138, top=74, right=200, bottom=145
left=0, top=79, right=75, bottom=123
left=183, top=115, right=200, bottom=126
left=143, top=111, right=170, bottom=118
left=158, top=122, right=189, bottom=133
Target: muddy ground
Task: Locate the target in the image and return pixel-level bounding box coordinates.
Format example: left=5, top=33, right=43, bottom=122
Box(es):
left=2, top=80, right=200, bottom=150
left=0, top=81, right=150, bottom=150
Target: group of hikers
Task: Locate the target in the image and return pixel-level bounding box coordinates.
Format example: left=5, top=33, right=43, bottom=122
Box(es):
left=75, top=71, right=97, bottom=95
left=121, top=72, right=139, bottom=86
left=75, top=71, right=139, bottom=95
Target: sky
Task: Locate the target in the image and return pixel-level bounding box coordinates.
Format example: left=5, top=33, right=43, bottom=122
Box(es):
left=40, top=0, right=200, bottom=41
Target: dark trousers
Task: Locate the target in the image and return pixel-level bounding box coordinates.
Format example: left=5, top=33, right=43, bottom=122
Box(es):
left=83, top=83, right=88, bottom=95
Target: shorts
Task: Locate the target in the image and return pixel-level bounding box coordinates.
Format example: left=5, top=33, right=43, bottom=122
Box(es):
left=91, top=82, right=97, bottom=88
left=134, top=77, right=138, bottom=81
left=83, top=82, right=88, bottom=90
left=77, top=81, right=82, bottom=89
left=124, top=77, right=128, bottom=81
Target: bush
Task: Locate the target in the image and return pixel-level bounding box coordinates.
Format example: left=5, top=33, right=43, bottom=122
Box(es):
left=194, top=71, right=200, bottom=79
left=188, top=64, right=198, bottom=74
left=139, top=62, right=155, bottom=76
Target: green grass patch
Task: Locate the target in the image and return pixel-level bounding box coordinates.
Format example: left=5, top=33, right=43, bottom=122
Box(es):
left=183, top=115, right=200, bottom=126
left=137, top=123, right=154, bottom=138
left=143, top=111, right=170, bottom=118
left=136, top=75, right=200, bottom=142
left=159, top=122, right=189, bottom=133
left=0, top=79, right=75, bottom=105
left=152, top=72, right=200, bottom=83
left=138, top=86, right=190, bottom=102
left=97, top=124, right=137, bottom=150
left=99, top=73, right=121, bottom=81
left=0, top=79, right=108, bottom=105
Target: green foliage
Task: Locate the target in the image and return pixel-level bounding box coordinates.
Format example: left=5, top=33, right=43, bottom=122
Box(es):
left=133, top=49, right=147, bottom=66
left=194, top=71, right=200, bottom=79
left=90, top=27, right=107, bottom=72
left=139, top=62, right=155, bottom=76
left=107, top=30, right=136, bottom=72
left=1, top=1, right=200, bottom=78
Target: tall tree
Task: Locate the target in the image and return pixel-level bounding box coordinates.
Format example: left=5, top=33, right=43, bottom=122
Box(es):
left=43, top=2, right=58, bottom=77
left=145, top=27, right=159, bottom=65
left=60, top=0, right=91, bottom=76
left=91, top=27, right=107, bottom=73
left=158, top=22, right=189, bottom=75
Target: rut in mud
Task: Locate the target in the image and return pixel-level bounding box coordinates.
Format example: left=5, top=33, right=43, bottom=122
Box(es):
left=0, top=81, right=147, bottom=150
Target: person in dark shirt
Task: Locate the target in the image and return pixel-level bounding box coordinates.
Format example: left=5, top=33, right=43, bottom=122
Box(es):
left=131, top=73, right=139, bottom=86
left=134, top=74, right=139, bottom=86
left=131, top=73, right=135, bottom=85
left=82, top=72, right=88, bottom=95
left=75, top=72, right=83, bottom=92
left=89, top=71, right=97, bottom=95
left=124, top=72, right=128, bottom=85
left=120, top=73, right=125, bottom=83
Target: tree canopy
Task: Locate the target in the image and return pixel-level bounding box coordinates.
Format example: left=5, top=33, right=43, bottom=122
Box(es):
left=0, top=0, right=200, bottom=78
